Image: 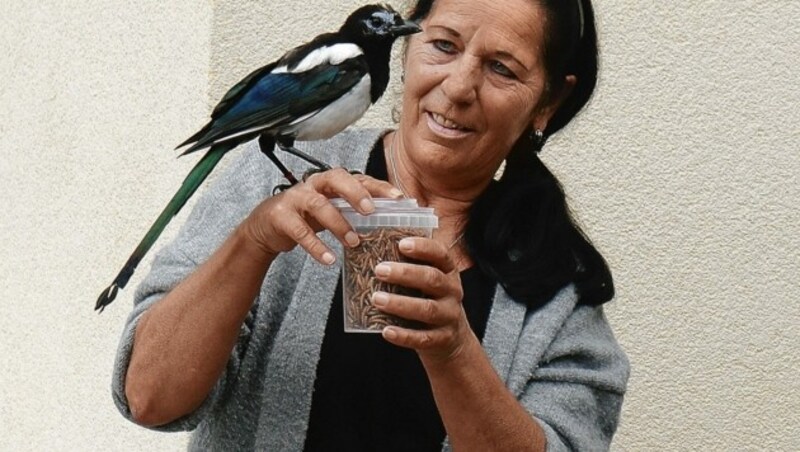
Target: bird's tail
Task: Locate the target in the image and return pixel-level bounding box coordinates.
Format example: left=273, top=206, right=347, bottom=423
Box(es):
left=95, top=143, right=232, bottom=312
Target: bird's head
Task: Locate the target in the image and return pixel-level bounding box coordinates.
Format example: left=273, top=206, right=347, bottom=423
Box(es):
left=340, top=4, right=421, bottom=44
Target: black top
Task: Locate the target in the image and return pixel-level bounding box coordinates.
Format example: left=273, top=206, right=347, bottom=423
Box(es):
left=303, top=139, right=496, bottom=451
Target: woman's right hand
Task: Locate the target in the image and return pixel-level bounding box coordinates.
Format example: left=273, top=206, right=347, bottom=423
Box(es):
left=241, top=168, right=403, bottom=264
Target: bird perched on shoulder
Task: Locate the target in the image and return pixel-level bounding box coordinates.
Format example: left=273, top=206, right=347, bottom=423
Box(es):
left=95, top=4, right=420, bottom=312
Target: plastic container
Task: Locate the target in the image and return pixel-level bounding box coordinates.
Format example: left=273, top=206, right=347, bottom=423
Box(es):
left=331, top=198, right=439, bottom=333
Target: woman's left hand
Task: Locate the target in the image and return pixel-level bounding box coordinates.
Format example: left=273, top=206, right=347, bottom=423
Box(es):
left=371, top=236, right=477, bottom=364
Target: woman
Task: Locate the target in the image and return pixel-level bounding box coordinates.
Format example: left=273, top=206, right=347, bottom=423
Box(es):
left=113, top=0, right=629, bottom=450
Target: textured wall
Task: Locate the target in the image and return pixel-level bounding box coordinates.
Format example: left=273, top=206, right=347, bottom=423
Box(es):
left=563, top=2, right=800, bottom=450
left=0, top=0, right=209, bottom=449
left=1, top=0, right=798, bottom=450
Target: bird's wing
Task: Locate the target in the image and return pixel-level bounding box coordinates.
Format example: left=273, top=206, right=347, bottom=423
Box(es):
left=209, top=62, right=279, bottom=120
left=210, top=32, right=340, bottom=120
left=175, top=63, right=279, bottom=150
left=181, top=55, right=368, bottom=154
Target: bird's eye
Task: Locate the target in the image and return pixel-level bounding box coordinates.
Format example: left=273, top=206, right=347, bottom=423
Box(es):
left=369, top=16, right=383, bottom=28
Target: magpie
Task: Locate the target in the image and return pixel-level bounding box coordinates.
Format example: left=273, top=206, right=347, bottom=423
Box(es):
left=95, top=4, right=421, bottom=311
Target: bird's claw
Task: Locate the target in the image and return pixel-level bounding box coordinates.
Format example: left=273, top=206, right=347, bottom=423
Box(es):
left=272, top=183, right=293, bottom=195
left=300, top=167, right=362, bottom=183
left=301, top=168, right=326, bottom=182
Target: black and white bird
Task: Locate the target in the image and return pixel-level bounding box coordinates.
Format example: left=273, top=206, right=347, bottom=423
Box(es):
left=95, top=4, right=420, bottom=311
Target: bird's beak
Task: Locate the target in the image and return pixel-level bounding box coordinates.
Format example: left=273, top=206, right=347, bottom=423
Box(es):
left=390, top=20, right=422, bottom=37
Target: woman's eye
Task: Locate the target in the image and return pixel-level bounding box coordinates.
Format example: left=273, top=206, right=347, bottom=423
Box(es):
left=490, top=61, right=515, bottom=78
left=432, top=39, right=457, bottom=54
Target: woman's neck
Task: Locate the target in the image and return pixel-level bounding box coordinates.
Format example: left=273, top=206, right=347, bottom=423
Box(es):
left=384, top=130, right=492, bottom=203
left=383, top=131, right=490, bottom=269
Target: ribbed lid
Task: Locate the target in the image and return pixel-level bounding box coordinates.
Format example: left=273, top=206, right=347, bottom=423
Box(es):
left=329, top=198, right=419, bottom=210
left=330, top=198, right=439, bottom=229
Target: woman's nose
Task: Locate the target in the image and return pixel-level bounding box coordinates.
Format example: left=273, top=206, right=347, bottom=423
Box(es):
left=440, top=57, right=479, bottom=104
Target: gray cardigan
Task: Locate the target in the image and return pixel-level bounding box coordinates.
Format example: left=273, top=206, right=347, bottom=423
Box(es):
left=112, top=129, right=629, bottom=451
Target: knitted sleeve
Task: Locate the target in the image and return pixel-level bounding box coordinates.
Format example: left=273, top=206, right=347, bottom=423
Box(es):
left=110, top=139, right=274, bottom=431
left=523, top=305, right=630, bottom=451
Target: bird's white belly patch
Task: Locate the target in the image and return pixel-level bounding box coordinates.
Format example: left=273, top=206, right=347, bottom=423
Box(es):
left=288, top=74, right=372, bottom=141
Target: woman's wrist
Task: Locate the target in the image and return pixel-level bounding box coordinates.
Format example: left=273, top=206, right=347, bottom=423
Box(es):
left=418, top=327, right=482, bottom=372
left=235, top=217, right=281, bottom=264
left=417, top=325, right=547, bottom=451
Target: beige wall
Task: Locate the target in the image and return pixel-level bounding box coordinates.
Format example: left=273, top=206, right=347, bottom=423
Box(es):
left=1, top=0, right=797, bottom=450
left=0, top=0, right=209, bottom=449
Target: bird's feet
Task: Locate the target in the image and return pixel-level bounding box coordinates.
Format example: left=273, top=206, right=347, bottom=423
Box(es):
left=301, top=168, right=324, bottom=182
left=271, top=183, right=294, bottom=195
left=301, top=167, right=362, bottom=182
left=271, top=168, right=362, bottom=194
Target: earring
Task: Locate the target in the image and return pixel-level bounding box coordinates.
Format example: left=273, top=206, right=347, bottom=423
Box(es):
left=530, top=129, right=545, bottom=151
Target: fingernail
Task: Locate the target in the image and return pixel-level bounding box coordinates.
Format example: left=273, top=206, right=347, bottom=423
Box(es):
left=372, top=291, right=389, bottom=307
left=382, top=327, right=398, bottom=340
left=390, top=188, right=404, bottom=198
left=359, top=198, right=375, bottom=213
left=399, top=238, right=414, bottom=251
left=322, top=252, right=335, bottom=265
left=375, top=263, right=391, bottom=277
left=345, top=231, right=360, bottom=247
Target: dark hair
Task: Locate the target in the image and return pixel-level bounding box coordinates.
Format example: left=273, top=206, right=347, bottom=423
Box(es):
left=409, top=0, right=613, bottom=308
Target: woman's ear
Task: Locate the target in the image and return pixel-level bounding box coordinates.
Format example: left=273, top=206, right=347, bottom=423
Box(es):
left=532, top=74, right=577, bottom=131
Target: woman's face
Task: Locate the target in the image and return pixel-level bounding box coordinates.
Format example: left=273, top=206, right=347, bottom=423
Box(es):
left=400, top=0, right=553, bottom=183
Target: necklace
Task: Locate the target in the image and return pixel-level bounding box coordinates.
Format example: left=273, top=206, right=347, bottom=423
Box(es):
left=388, top=131, right=464, bottom=251
left=387, top=131, right=410, bottom=198
left=448, top=232, right=465, bottom=250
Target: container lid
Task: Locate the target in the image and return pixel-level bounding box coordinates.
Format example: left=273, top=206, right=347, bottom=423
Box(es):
left=329, top=198, right=419, bottom=210
left=330, top=197, right=438, bottom=229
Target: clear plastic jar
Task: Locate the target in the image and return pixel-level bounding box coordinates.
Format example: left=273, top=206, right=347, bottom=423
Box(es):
left=331, top=198, right=439, bottom=333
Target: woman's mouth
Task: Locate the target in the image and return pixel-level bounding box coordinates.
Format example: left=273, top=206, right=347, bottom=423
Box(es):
left=426, top=111, right=472, bottom=138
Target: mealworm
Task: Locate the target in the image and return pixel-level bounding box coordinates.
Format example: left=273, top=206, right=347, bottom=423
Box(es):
left=342, top=227, right=427, bottom=331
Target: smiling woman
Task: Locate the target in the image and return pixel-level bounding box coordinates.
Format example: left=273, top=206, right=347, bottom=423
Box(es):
left=111, top=0, right=628, bottom=450
left=401, top=0, right=551, bottom=173
left=400, top=0, right=611, bottom=312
